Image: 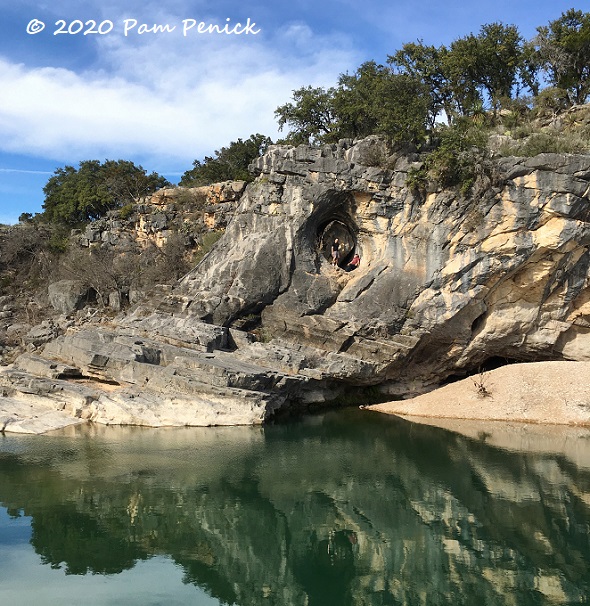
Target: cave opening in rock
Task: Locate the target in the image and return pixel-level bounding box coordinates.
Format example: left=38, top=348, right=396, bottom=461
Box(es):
left=477, top=356, right=521, bottom=372
left=318, top=219, right=357, bottom=267
left=441, top=356, right=521, bottom=387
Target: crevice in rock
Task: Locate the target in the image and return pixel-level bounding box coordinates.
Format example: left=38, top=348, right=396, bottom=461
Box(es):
left=69, top=375, right=121, bottom=387
left=338, top=334, right=356, bottom=354
left=470, top=312, right=486, bottom=335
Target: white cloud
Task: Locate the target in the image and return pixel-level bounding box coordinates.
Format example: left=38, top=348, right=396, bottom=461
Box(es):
left=0, top=4, right=359, bottom=170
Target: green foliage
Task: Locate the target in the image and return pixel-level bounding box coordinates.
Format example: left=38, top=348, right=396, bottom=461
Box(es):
left=444, top=22, right=528, bottom=119
left=193, top=230, right=224, bottom=265
left=405, top=166, right=429, bottom=193
left=276, top=62, right=430, bottom=148
left=532, top=86, right=570, bottom=118
left=335, top=62, right=430, bottom=147
left=275, top=87, right=337, bottom=145
left=408, top=120, right=489, bottom=195
left=119, top=203, right=135, bottom=220
left=47, top=231, right=70, bottom=254
left=390, top=24, right=531, bottom=125
left=173, top=189, right=208, bottom=212
left=534, top=9, right=590, bottom=106
left=180, top=134, right=272, bottom=186
left=498, top=96, right=533, bottom=129
left=389, top=42, right=453, bottom=128
left=41, top=160, right=169, bottom=225
left=498, top=131, right=589, bottom=156
left=509, top=123, right=534, bottom=140
left=468, top=23, right=525, bottom=111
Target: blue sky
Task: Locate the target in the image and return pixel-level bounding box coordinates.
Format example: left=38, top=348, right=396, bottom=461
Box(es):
left=0, top=0, right=583, bottom=224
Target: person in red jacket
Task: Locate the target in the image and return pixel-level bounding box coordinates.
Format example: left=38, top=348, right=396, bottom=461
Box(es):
left=345, top=253, right=360, bottom=272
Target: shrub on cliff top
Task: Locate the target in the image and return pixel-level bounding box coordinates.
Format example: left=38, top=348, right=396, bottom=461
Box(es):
left=406, top=119, right=489, bottom=195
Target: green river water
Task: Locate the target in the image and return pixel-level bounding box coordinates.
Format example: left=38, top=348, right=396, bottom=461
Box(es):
left=1, top=409, right=589, bottom=605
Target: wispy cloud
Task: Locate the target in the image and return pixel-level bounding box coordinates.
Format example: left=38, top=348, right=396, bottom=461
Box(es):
left=0, top=2, right=360, bottom=169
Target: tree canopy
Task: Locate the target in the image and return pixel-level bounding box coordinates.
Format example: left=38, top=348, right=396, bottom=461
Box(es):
left=275, top=63, right=430, bottom=147
left=276, top=10, right=590, bottom=148
left=42, top=160, right=169, bottom=225
left=534, top=9, right=590, bottom=105
left=275, top=87, right=337, bottom=145
left=180, top=134, right=272, bottom=187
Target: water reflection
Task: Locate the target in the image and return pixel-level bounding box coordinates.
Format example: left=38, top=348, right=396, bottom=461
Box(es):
left=1, top=411, right=590, bottom=605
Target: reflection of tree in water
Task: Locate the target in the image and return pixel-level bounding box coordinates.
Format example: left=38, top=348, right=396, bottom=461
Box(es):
left=180, top=559, right=237, bottom=606
left=1, top=413, right=590, bottom=605
left=31, top=507, right=147, bottom=575
left=0, top=453, right=147, bottom=576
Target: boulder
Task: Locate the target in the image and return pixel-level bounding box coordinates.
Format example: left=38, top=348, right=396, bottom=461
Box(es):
left=23, top=322, right=59, bottom=347
left=48, top=280, right=92, bottom=314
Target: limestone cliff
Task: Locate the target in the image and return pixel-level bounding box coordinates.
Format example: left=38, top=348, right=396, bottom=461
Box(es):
left=1, top=137, right=590, bottom=431
left=77, top=180, right=245, bottom=251
left=163, top=137, right=590, bottom=392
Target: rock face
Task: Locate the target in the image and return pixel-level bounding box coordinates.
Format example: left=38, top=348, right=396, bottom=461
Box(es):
left=2, top=137, right=590, bottom=431
left=77, top=181, right=245, bottom=250
left=169, top=138, right=590, bottom=394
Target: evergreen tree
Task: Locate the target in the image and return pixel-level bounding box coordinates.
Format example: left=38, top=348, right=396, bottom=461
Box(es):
left=535, top=9, right=590, bottom=106
left=180, top=134, right=272, bottom=186
left=42, top=160, right=169, bottom=225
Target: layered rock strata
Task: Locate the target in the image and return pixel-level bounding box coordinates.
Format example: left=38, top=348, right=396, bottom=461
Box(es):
left=77, top=180, right=245, bottom=250
left=171, top=139, right=590, bottom=392
left=2, top=137, right=590, bottom=431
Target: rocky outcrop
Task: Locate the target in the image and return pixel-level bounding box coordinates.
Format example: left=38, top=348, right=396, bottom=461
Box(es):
left=168, top=138, right=590, bottom=394
left=2, top=137, right=590, bottom=431
left=77, top=181, right=245, bottom=250
left=48, top=280, right=94, bottom=314
left=0, top=319, right=318, bottom=433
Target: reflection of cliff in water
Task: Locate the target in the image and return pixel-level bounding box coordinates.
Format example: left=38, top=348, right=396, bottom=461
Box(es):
left=1, top=411, right=590, bottom=605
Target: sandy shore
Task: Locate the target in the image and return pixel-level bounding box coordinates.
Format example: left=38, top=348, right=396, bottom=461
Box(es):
left=368, top=360, right=590, bottom=427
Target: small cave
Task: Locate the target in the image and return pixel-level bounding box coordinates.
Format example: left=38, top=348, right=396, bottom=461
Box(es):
left=318, top=219, right=357, bottom=268
left=477, top=356, right=521, bottom=372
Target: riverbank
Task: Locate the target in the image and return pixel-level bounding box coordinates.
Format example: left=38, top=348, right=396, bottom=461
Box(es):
left=368, top=360, right=590, bottom=426
left=3, top=360, right=590, bottom=435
